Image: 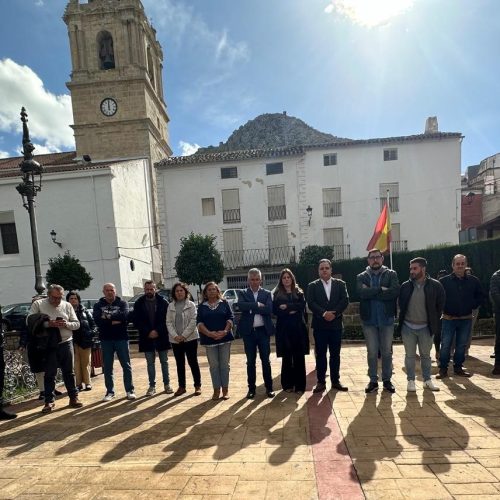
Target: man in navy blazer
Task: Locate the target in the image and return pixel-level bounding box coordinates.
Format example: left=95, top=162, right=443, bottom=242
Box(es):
left=235, top=268, right=275, bottom=399
left=307, top=259, right=349, bottom=394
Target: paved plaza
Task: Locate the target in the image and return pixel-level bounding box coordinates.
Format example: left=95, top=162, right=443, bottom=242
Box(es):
left=1, top=338, right=500, bottom=499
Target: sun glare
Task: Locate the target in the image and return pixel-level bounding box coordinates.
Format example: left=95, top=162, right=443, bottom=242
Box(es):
left=325, top=0, right=415, bottom=27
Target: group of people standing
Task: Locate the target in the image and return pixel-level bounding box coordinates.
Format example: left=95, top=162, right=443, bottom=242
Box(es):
left=1, top=249, right=499, bottom=418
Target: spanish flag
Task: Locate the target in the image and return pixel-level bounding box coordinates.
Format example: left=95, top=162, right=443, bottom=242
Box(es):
left=366, top=202, right=391, bottom=253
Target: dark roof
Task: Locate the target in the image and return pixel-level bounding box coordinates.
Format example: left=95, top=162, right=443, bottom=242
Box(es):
left=0, top=151, right=119, bottom=179
left=157, top=132, right=463, bottom=168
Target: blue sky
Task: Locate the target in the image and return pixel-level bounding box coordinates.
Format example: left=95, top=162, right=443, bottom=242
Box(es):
left=0, top=0, right=499, bottom=171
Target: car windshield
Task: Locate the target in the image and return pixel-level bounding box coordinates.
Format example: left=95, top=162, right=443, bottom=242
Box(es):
left=1, top=305, right=15, bottom=314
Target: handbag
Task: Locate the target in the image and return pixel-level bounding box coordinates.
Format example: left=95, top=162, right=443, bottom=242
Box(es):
left=91, top=339, right=103, bottom=369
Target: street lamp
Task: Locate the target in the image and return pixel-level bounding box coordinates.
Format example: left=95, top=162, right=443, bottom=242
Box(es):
left=16, top=107, right=45, bottom=295
left=306, top=205, right=313, bottom=226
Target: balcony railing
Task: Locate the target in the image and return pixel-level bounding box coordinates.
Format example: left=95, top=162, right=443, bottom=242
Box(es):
left=323, top=202, right=342, bottom=217
left=268, top=205, right=286, bottom=221
left=392, top=240, right=408, bottom=252
left=332, top=244, right=350, bottom=261
left=223, top=208, right=241, bottom=224
left=222, top=246, right=296, bottom=270
left=380, top=197, right=399, bottom=213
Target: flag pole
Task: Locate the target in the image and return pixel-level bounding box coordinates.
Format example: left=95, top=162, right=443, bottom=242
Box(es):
left=387, top=189, right=393, bottom=269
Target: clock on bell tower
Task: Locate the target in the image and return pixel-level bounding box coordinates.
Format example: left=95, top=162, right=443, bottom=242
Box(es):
left=63, top=0, right=171, bottom=163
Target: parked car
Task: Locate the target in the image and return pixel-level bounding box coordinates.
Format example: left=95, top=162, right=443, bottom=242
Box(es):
left=128, top=288, right=172, bottom=313
left=222, top=289, right=243, bottom=307
left=1, top=303, right=31, bottom=332
left=81, top=298, right=99, bottom=311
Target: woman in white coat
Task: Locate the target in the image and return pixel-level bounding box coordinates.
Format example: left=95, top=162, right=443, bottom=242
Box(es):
left=166, top=282, right=201, bottom=396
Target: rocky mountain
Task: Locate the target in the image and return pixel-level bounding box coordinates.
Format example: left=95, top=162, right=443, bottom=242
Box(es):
left=195, top=112, right=350, bottom=154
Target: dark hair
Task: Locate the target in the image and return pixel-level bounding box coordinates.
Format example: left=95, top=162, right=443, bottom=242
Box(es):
left=367, top=248, right=383, bottom=257
left=171, top=282, right=191, bottom=301
left=410, top=257, right=427, bottom=267
left=318, top=258, right=332, bottom=267
left=275, top=268, right=302, bottom=299
left=144, top=280, right=156, bottom=287
left=202, top=281, right=222, bottom=301
left=66, top=290, right=81, bottom=303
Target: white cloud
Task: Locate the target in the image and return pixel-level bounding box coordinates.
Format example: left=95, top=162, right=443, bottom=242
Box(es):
left=35, top=0, right=44, bottom=6
left=0, top=58, right=74, bottom=152
left=0, top=150, right=9, bottom=159
left=179, top=140, right=200, bottom=156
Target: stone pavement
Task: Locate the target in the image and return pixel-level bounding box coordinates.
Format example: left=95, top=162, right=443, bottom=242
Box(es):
left=1, top=338, right=500, bottom=499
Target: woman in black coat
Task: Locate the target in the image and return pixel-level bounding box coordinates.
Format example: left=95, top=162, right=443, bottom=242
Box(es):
left=272, top=268, right=309, bottom=394
left=67, top=291, right=96, bottom=391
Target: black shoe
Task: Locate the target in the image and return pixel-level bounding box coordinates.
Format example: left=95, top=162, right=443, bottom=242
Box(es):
left=365, top=382, right=379, bottom=394
left=246, top=390, right=255, bottom=400
left=54, top=389, right=63, bottom=396
left=38, top=391, right=45, bottom=401
left=0, top=408, right=17, bottom=420
left=313, top=383, right=326, bottom=394
left=454, top=368, right=472, bottom=378
left=383, top=381, right=396, bottom=393
left=266, top=391, right=275, bottom=398
left=436, top=369, right=448, bottom=379
left=331, top=381, right=348, bottom=392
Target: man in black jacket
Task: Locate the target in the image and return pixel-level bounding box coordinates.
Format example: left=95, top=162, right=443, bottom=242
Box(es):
left=132, top=281, right=172, bottom=396
left=489, top=269, right=500, bottom=375
left=307, top=259, right=349, bottom=394
left=398, top=257, right=445, bottom=392
left=438, top=254, right=485, bottom=378
left=93, top=283, right=135, bottom=401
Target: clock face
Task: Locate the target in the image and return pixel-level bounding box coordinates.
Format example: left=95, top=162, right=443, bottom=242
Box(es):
left=100, top=98, right=117, bottom=116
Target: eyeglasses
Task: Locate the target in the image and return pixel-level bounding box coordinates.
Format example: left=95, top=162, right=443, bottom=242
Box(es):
left=368, top=255, right=383, bottom=260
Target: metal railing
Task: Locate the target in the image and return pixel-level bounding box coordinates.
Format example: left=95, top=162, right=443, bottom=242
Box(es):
left=268, top=205, right=286, bottom=221
left=323, top=202, right=342, bottom=217
left=392, top=240, right=408, bottom=252
left=332, top=244, right=350, bottom=261
left=222, top=246, right=296, bottom=270
left=380, top=197, right=399, bottom=212
left=223, top=208, right=241, bottom=224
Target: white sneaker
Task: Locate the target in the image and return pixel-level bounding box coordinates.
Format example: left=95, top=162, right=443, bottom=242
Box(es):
left=164, top=385, right=174, bottom=394
left=407, top=380, right=417, bottom=392
left=146, top=386, right=156, bottom=397
left=103, top=393, right=115, bottom=402
left=126, top=391, right=137, bottom=400
left=424, top=379, right=440, bottom=391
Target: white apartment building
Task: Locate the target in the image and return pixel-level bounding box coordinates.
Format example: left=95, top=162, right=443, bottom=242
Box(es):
left=157, top=126, right=462, bottom=290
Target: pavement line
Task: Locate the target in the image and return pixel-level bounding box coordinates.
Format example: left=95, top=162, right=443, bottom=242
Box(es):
left=306, top=367, right=364, bottom=500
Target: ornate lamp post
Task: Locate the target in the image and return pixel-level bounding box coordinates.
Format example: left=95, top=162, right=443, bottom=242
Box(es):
left=16, top=107, right=45, bottom=295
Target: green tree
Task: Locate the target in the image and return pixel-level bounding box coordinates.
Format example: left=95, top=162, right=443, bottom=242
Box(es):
left=298, top=245, right=334, bottom=265
left=46, top=251, right=93, bottom=291
left=174, top=232, right=224, bottom=292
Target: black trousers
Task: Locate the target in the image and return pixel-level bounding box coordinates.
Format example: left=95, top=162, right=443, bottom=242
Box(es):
left=281, top=349, right=306, bottom=392
left=495, top=313, right=500, bottom=368
left=44, top=340, right=77, bottom=403
left=313, top=328, right=342, bottom=384
left=172, top=340, right=201, bottom=388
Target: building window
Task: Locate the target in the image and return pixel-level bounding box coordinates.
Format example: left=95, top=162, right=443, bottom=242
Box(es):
left=266, top=162, right=283, bottom=175
left=322, top=188, right=342, bottom=217
left=97, top=31, right=115, bottom=70
left=323, top=227, right=349, bottom=260
left=221, top=166, right=238, bottom=179
left=222, top=189, right=240, bottom=223
left=379, top=182, right=399, bottom=212
left=323, top=153, right=337, bottom=166
left=223, top=229, right=244, bottom=269
left=201, top=198, right=215, bottom=216
left=0, top=212, right=19, bottom=255
left=268, top=224, right=289, bottom=265
left=267, top=185, right=286, bottom=221
left=227, top=275, right=247, bottom=288
left=383, top=148, right=398, bottom=161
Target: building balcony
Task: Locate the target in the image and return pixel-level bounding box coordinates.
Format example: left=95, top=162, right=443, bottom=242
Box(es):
left=268, top=205, right=286, bottom=221
left=223, top=208, right=241, bottom=224
left=323, top=202, right=342, bottom=217
left=222, top=246, right=296, bottom=270
left=332, top=244, right=350, bottom=261
left=392, top=240, right=408, bottom=252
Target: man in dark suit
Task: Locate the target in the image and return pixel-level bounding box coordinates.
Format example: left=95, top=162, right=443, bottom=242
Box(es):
left=307, top=259, right=349, bottom=394
left=235, top=268, right=275, bottom=399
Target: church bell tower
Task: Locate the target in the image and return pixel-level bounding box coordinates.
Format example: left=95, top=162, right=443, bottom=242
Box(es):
left=63, top=0, right=171, bottom=163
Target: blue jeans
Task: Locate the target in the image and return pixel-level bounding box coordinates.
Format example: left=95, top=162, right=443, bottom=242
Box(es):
left=101, top=339, right=134, bottom=394
left=439, top=319, right=471, bottom=371
left=401, top=324, right=433, bottom=381
left=362, top=324, right=393, bottom=382
left=144, top=350, right=170, bottom=387
left=242, top=327, right=273, bottom=391
left=205, top=343, right=231, bottom=388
